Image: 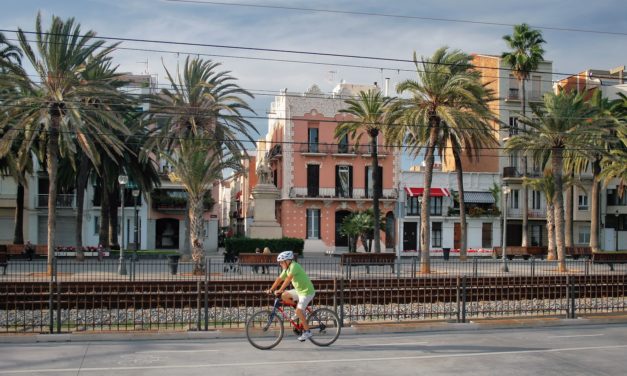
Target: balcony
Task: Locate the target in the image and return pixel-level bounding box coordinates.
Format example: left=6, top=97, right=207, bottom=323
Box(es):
left=507, top=88, right=520, bottom=100
left=37, top=194, right=75, bottom=208
left=289, top=187, right=397, bottom=200
left=503, top=166, right=520, bottom=178
left=506, top=208, right=547, bottom=219
left=298, top=143, right=392, bottom=156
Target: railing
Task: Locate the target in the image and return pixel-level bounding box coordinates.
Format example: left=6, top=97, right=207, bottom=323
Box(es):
left=289, top=187, right=397, bottom=199
left=508, top=88, right=520, bottom=100
left=297, top=143, right=393, bottom=156
left=1, top=258, right=625, bottom=333
left=37, top=194, right=75, bottom=208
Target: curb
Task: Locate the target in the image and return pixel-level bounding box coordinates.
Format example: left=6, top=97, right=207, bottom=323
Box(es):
left=2, top=315, right=626, bottom=344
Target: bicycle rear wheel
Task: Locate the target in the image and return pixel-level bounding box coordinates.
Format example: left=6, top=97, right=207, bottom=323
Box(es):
left=306, top=308, right=341, bottom=346
left=246, top=310, right=284, bottom=350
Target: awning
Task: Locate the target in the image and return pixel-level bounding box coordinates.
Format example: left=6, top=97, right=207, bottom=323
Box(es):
left=405, top=187, right=450, bottom=197
left=463, top=191, right=495, bottom=204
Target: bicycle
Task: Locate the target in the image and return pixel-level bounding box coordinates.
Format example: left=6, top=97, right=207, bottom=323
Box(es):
left=246, top=295, right=341, bottom=350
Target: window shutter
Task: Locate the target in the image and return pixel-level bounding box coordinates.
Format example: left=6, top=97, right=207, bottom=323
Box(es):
left=348, top=166, right=353, bottom=198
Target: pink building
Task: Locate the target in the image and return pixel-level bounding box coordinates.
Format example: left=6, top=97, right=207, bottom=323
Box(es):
left=262, top=83, right=400, bottom=252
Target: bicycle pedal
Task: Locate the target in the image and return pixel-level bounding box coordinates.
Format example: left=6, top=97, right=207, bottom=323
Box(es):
left=293, top=328, right=302, bottom=336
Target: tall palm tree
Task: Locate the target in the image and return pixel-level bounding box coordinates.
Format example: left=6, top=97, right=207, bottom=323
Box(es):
left=162, top=137, right=242, bottom=273
left=389, top=47, right=494, bottom=272
left=0, top=32, right=22, bottom=68
left=335, top=90, right=399, bottom=253
left=502, top=23, right=546, bottom=249
left=506, top=91, right=595, bottom=272
left=0, top=13, right=130, bottom=273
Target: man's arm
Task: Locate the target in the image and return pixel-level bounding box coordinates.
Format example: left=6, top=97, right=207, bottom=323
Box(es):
left=266, top=276, right=283, bottom=294
left=276, top=274, right=294, bottom=294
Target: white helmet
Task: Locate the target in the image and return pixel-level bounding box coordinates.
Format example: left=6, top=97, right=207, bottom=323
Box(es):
left=277, top=251, right=294, bottom=262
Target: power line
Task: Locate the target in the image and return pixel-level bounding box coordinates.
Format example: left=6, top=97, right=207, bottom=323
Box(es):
left=165, top=0, right=627, bottom=37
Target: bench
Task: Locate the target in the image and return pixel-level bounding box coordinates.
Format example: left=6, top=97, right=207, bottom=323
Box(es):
left=565, top=246, right=592, bottom=260
left=340, top=253, right=395, bottom=278
left=592, top=252, right=627, bottom=271
left=237, top=253, right=298, bottom=274
left=493, top=246, right=547, bottom=260
left=0, top=245, right=7, bottom=275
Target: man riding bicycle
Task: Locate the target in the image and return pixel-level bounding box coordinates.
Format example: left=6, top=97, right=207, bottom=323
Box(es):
left=266, top=251, right=315, bottom=341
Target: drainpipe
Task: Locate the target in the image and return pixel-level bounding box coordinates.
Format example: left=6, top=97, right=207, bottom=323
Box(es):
left=384, top=78, right=390, bottom=97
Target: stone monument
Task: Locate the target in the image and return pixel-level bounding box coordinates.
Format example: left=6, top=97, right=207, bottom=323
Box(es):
left=249, top=157, right=283, bottom=239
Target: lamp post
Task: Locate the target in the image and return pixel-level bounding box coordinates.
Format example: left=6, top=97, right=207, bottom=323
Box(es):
left=501, top=185, right=511, bottom=272
left=118, top=174, right=128, bottom=275
left=132, top=189, right=140, bottom=252
left=616, top=210, right=620, bottom=251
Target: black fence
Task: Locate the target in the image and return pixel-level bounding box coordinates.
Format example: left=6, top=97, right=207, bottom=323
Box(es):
left=0, top=258, right=625, bottom=334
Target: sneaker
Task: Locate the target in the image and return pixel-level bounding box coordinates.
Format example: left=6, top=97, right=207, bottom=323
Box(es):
left=297, top=330, right=312, bottom=342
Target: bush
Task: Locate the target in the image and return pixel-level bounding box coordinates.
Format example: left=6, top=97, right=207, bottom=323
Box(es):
left=224, top=237, right=304, bottom=256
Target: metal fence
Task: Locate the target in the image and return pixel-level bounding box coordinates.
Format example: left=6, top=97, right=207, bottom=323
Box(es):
left=1, top=258, right=625, bottom=334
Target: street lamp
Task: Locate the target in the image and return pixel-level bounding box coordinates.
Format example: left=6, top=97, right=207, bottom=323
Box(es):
left=501, top=185, right=511, bottom=272
left=118, top=174, right=128, bottom=275
left=616, top=210, right=620, bottom=251
left=132, top=189, right=140, bottom=252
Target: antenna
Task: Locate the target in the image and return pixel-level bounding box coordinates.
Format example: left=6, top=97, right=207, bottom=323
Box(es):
left=137, top=59, right=149, bottom=74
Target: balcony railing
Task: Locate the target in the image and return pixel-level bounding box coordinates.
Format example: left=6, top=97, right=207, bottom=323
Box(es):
left=508, top=88, right=520, bottom=100
left=298, top=143, right=392, bottom=156
left=289, top=187, right=397, bottom=199
left=506, top=208, right=547, bottom=219
left=37, top=194, right=75, bottom=208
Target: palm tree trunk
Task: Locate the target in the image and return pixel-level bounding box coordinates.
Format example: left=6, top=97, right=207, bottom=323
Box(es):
left=552, top=148, right=567, bottom=272
left=13, top=183, right=25, bottom=244
left=98, top=179, right=110, bottom=248
left=590, top=160, right=601, bottom=252
left=454, top=152, right=468, bottom=261
left=46, top=112, right=60, bottom=275
left=75, top=156, right=90, bottom=261
left=520, top=78, right=529, bottom=248
left=546, top=203, right=556, bottom=260
left=189, top=195, right=205, bottom=274
left=420, top=119, right=439, bottom=273
left=370, top=129, right=381, bottom=253
left=565, top=173, right=574, bottom=248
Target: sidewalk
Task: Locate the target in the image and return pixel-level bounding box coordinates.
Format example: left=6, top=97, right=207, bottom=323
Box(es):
left=2, top=314, right=626, bottom=344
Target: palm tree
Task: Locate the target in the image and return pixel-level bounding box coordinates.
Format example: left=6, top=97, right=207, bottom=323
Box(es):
left=389, top=47, right=494, bottom=272
left=0, top=32, right=22, bottom=68
left=502, top=23, right=546, bottom=248
left=335, top=90, right=399, bottom=253
left=506, top=91, right=595, bottom=272
left=162, top=137, right=242, bottom=273
left=0, top=13, right=130, bottom=273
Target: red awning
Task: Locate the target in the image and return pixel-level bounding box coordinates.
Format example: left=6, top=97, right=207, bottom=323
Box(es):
left=405, top=187, right=450, bottom=197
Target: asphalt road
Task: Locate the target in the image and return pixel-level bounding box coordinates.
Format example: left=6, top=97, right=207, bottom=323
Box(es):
left=1, top=324, right=626, bottom=375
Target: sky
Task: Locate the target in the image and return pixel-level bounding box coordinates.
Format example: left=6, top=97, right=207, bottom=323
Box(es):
left=2, top=0, right=626, bottom=168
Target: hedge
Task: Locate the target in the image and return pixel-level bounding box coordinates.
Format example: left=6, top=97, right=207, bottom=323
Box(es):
left=224, top=237, right=304, bottom=256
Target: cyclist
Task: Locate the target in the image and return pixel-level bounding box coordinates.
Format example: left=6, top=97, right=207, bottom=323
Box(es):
left=266, top=250, right=315, bottom=341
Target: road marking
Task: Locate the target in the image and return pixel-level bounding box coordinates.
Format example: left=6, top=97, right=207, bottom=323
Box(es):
left=549, top=334, right=605, bottom=338
left=357, top=342, right=429, bottom=346
left=2, top=344, right=627, bottom=374
left=135, top=349, right=220, bottom=353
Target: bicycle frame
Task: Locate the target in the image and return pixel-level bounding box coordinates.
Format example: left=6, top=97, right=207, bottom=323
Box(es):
left=265, top=297, right=313, bottom=332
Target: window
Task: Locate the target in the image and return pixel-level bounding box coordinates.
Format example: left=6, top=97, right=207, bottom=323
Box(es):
left=338, top=134, right=349, bottom=153
left=307, top=165, right=319, bottom=197
left=530, top=224, right=542, bottom=246
left=532, top=190, right=541, bottom=210
left=365, top=165, right=383, bottom=198
left=509, top=74, right=519, bottom=99
left=306, top=209, right=320, bottom=239
left=531, top=75, right=541, bottom=100
left=607, top=189, right=627, bottom=206
left=509, top=152, right=519, bottom=170
left=578, top=226, right=590, bottom=244
left=510, top=189, right=519, bottom=209
left=308, top=127, right=319, bottom=153
left=407, top=197, right=420, bottom=216
left=94, top=216, right=100, bottom=236
left=578, top=195, right=588, bottom=210
left=432, top=222, right=442, bottom=248
left=482, top=223, right=493, bottom=248
left=335, top=165, right=352, bottom=198
left=508, top=116, right=519, bottom=136
left=430, top=196, right=443, bottom=216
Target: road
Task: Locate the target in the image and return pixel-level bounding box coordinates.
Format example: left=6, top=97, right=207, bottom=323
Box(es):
left=1, top=324, right=626, bottom=375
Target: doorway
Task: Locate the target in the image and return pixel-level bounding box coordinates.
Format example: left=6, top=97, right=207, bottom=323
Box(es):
left=403, top=222, right=417, bottom=252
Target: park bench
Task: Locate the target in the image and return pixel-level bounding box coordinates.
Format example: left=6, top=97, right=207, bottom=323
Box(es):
left=0, top=245, right=8, bottom=275
left=340, top=252, right=395, bottom=278
left=237, top=253, right=296, bottom=274
left=493, top=246, right=547, bottom=260
left=591, top=252, right=627, bottom=271
left=565, top=246, right=592, bottom=259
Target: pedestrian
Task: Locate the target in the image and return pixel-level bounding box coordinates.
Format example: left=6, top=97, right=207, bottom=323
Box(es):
left=97, top=244, right=105, bottom=262
left=262, top=247, right=271, bottom=274
left=253, top=247, right=262, bottom=273
left=24, top=241, right=35, bottom=261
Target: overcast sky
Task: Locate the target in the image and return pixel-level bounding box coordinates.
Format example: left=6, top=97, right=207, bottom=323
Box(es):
left=2, top=0, right=626, bottom=166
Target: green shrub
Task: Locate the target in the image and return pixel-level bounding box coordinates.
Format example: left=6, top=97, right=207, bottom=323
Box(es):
left=224, top=237, right=304, bottom=256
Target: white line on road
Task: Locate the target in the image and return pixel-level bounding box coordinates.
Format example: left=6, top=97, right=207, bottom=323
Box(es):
left=135, top=350, right=220, bottom=353
left=356, top=342, right=429, bottom=347
left=2, top=344, right=627, bottom=374
left=549, top=334, right=605, bottom=338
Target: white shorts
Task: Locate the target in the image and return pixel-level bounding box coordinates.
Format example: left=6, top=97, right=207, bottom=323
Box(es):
left=286, top=289, right=315, bottom=310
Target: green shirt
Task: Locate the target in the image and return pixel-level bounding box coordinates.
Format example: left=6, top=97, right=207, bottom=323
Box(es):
left=280, top=261, right=315, bottom=296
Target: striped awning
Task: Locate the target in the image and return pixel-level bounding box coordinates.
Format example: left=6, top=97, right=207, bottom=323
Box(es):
left=463, top=191, right=495, bottom=204
left=405, top=187, right=450, bottom=197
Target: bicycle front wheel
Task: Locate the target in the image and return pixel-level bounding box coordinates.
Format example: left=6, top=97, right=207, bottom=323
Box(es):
left=306, top=308, right=341, bottom=346
left=246, top=310, right=284, bottom=350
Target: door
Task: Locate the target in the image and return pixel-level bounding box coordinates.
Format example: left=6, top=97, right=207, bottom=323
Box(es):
left=335, top=210, right=351, bottom=248
left=307, top=164, right=319, bottom=197
left=385, top=212, right=395, bottom=249
left=403, top=222, right=417, bottom=252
